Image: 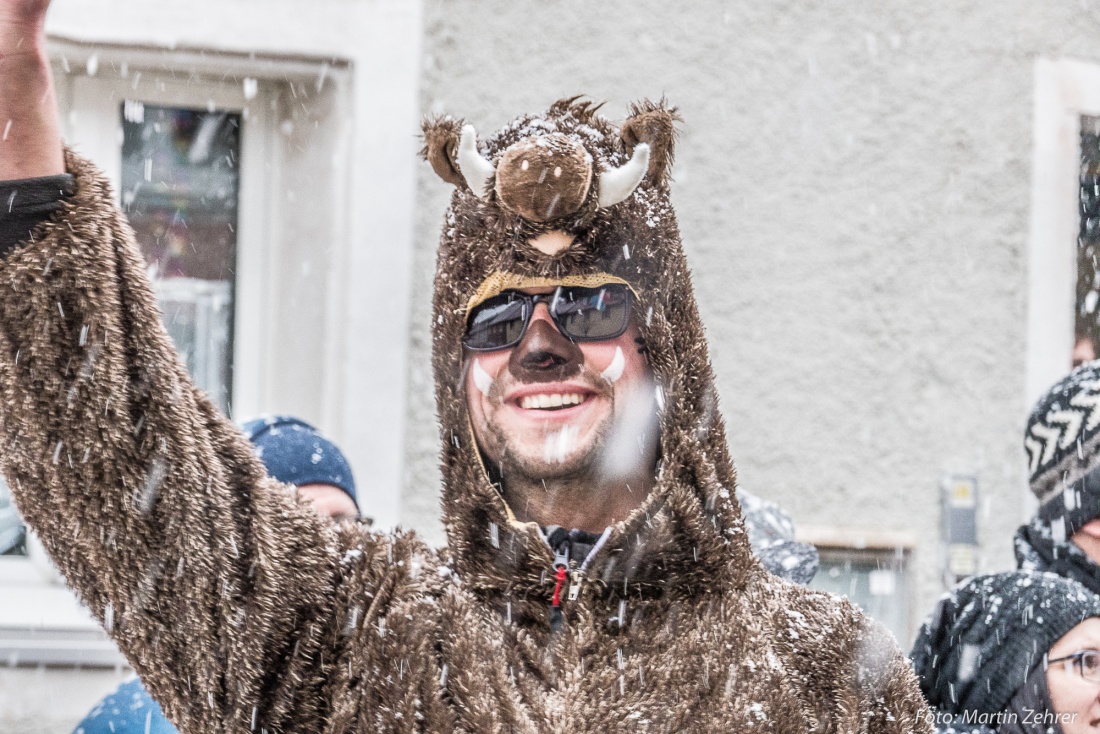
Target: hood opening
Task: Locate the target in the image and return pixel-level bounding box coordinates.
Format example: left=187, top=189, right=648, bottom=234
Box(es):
left=426, top=97, right=759, bottom=601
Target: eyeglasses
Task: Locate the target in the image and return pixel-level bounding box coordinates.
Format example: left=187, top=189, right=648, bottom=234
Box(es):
left=1049, top=650, right=1100, bottom=683
left=463, top=284, right=632, bottom=351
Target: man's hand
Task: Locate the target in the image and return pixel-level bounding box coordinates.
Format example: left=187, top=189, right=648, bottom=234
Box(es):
left=0, top=0, right=63, bottom=179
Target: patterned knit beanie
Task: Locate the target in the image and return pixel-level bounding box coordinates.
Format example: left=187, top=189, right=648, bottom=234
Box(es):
left=909, top=571, right=1100, bottom=717
left=240, top=415, right=357, bottom=509
left=1025, top=362, right=1100, bottom=539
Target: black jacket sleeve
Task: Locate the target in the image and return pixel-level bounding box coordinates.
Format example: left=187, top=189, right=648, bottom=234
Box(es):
left=0, top=174, right=74, bottom=257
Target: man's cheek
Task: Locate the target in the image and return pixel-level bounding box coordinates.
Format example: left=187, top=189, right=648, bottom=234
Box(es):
left=599, top=346, right=626, bottom=383
left=471, top=358, right=495, bottom=397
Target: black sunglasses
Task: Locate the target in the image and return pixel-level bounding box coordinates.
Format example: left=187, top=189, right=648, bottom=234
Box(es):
left=463, top=284, right=632, bottom=351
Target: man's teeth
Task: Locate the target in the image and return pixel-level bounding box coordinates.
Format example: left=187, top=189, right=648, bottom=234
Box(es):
left=520, top=393, right=586, bottom=410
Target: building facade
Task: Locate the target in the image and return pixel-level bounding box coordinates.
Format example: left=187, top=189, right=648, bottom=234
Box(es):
left=1, top=0, right=1098, bottom=730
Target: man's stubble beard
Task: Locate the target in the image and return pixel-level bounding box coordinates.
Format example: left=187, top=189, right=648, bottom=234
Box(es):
left=489, top=405, right=616, bottom=485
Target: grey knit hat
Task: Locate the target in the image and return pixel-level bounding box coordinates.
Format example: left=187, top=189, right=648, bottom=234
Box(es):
left=909, top=571, right=1100, bottom=717
left=1025, top=361, right=1100, bottom=538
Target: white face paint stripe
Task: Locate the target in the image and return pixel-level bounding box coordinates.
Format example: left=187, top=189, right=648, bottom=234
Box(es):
left=600, top=346, right=625, bottom=384
left=543, top=425, right=579, bottom=464
left=472, top=359, right=494, bottom=396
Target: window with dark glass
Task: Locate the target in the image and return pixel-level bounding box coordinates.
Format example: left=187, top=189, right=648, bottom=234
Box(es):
left=810, top=547, right=910, bottom=645
left=1077, top=116, right=1100, bottom=367
left=121, top=101, right=241, bottom=412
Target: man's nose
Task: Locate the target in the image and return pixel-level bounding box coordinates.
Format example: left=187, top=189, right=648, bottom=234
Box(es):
left=508, top=303, right=583, bottom=382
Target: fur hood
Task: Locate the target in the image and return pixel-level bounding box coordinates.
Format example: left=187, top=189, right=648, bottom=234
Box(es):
left=423, top=97, right=756, bottom=604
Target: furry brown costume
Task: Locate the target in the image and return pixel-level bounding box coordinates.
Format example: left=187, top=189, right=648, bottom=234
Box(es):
left=0, top=98, right=932, bottom=732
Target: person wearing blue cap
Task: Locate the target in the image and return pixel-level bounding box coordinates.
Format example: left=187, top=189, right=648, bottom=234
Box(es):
left=240, top=415, right=360, bottom=523
left=71, top=416, right=358, bottom=734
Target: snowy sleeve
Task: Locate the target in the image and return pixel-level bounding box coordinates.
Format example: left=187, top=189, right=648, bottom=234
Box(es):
left=736, top=488, right=819, bottom=584
left=0, top=150, right=384, bottom=730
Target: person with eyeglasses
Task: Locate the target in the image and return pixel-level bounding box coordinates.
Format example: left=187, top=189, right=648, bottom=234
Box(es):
left=0, top=3, right=929, bottom=726
left=911, top=571, right=1100, bottom=734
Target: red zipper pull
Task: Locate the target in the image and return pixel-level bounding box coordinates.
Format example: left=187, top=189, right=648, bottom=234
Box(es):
left=551, top=565, right=568, bottom=607
left=550, top=564, right=568, bottom=631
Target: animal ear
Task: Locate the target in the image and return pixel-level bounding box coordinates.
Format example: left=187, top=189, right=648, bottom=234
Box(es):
left=620, top=100, right=682, bottom=189
left=420, top=115, right=467, bottom=187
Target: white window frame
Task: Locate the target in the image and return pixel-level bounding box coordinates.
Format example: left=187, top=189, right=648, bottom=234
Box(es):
left=1025, top=59, right=1100, bottom=518
left=42, top=0, right=422, bottom=544
left=0, top=41, right=356, bottom=664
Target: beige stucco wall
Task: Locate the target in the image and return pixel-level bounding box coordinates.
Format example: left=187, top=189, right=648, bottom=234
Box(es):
left=404, top=0, right=1100, bottom=642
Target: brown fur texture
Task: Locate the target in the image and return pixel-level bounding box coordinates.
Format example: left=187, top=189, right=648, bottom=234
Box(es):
left=494, top=133, right=593, bottom=222
left=620, top=99, right=681, bottom=188
left=0, top=99, right=934, bottom=733
left=421, top=114, right=467, bottom=188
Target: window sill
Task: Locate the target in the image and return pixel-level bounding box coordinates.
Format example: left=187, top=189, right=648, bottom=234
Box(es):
left=796, top=524, right=917, bottom=551
left=0, top=557, right=125, bottom=667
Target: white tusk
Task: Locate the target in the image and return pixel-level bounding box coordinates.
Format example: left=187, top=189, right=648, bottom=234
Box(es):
left=472, top=359, right=494, bottom=396
left=597, top=143, right=651, bottom=208
left=457, top=125, right=496, bottom=200
left=600, top=346, right=626, bottom=384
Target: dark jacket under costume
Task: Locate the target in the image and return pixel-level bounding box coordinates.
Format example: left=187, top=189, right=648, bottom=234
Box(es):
left=0, top=98, right=929, bottom=732
left=1015, top=516, right=1100, bottom=596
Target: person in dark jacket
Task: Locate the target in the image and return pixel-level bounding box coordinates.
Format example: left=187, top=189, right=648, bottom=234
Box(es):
left=72, top=416, right=359, bottom=734
left=910, top=571, right=1100, bottom=734
left=1016, top=362, right=1100, bottom=595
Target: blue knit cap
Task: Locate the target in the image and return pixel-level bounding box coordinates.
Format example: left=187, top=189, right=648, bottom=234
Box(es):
left=240, top=415, right=357, bottom=510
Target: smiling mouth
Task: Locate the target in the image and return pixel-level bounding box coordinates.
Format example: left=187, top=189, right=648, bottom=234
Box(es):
left=517, top=392, right=589, bottom=410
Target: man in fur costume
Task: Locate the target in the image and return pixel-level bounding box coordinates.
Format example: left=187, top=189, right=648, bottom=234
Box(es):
left=0, top=3, right=929, bottom=731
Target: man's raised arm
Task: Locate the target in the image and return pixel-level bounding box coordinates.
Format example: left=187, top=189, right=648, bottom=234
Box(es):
left=0, top=1, right=62, bottom=178
left=0, top=3, right=403, bottom=729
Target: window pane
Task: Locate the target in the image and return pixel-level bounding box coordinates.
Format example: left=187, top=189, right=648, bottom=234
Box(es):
left=120, top=102, right=241, bottom=411
left=810, top=548, right=910, bottom=644
left=1077, top=116, right=1100, bottom=366
left=0, top=474, right=24, bottom=556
